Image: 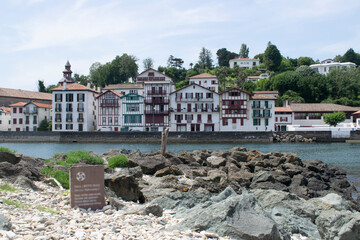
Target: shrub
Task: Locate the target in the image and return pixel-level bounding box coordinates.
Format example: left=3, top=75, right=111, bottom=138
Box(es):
left=107, top=155, right=129, bottom=168
left=0, top=184, right=17, bottom=192
left=0, top=146, right=16, bottom=153
left=52, top=170, right=69, bottom=189
left=65, top=150, right=104, bottom=165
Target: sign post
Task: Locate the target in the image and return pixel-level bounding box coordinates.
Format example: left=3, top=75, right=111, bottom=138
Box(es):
left=70, top=165, right=105, bottom=210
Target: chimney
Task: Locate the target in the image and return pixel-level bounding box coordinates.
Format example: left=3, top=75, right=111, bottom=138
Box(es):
left=97, top=85, right=102, bottom=93
left=63, top=81, right=67, bottom=90
left=284, top=100, right=289, bottom=107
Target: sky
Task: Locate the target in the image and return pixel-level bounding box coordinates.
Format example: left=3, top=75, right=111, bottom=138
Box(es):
left=1, top=0, right=360, bottom=91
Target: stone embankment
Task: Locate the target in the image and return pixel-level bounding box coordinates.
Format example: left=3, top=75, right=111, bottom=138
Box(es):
left=0, top=148, right=360, bottom=239
left=273, top=133, right=316, bottom=143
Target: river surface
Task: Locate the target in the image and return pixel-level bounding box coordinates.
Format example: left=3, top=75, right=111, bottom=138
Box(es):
left=1, top=142, right=359, bottom=192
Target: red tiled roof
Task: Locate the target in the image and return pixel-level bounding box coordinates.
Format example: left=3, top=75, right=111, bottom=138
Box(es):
left=30, top=102, right=52, bottom=109
left=289, top=103, right=359, bottom=113
left=230, top=58, right=259, bottom=61
left=136, top=68, right=174, bottom=81
left=253, top=91, right=279, bottom=94
left=0, top=87, right=52, bottom=101
left=103, top=84, right=144, bottom=90
left=9, top=102, right=27, bottom=107
left=51, top=82, right=98, bottom=93
left=251, top=94, right=277, bottom=100
left=275, top=107, right=292, bottom=112
left=96, top=90, right=123, bottom=99
left=170, top=83, right=219, bottom=95
left=189, top=73, right=217, bottom=79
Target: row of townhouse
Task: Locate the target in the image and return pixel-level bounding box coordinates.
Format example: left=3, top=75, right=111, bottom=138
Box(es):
left=50, top=62, right=277, bottom=132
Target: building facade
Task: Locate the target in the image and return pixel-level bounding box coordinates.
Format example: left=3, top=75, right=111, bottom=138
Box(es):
left=249, top=94, right=276, bottom=131
left=0, top=107, right=11, bottom=131
left=310, top=60, right=356, bottom=75
left=188, top=73, right=219, bottom=92
left=52, top=61, right=98, bottom=131
left=97, top=90, right=122, bottom=132
left=229, top=58, right=260, bottom=69
left=103, top=84, right=144, bottom=96
left=121, top=93, right=144, bottom=131
left=169, top=84, right=220, bottom=132
left=0, top=88, right=52, bottom=107
left=9, top=101, right=51, bottom=131
left=136, top=68, right=175, bottom=132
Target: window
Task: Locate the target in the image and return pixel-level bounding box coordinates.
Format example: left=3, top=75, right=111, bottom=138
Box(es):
left=130, top=90, right=138, bottom=94
left=102, top=108, right=106, bottom=115
left=66, top=113, right=72, bottom=122
left=55, top=124, right=62, bottom=130
left=102, top=117, right=106, bottom=125
left=77, top=93, right=85, bottom=102
left=19, top=118, right=23, bottom=124
left=114, top=117, right=118, bottom=125
left=19, top=108, right=23, bottom=113
left=33, top=116, right=37, bottom=124
left=55, top=94, right=63, bottom=102
left=66, top=103, right=73, bottom=112
left=13, top=119, right=17, bottom=124
left=108, top=117, right=113, bottom=124
left=206, top=93, right=213, bottom=98
left=253, top=119, right=261, bottom=126
left=66, top=93, right=74, bottom=102
left=66, top=124, right=73, bottom=130
left=223, top=118, right=228, bottom=126
left=78, top=113, right=84, bottom=122
left=55, top=114, right=61, bottom=122
left=13, top=108, right=16, bottom=114
left=265, top=119, right=269, bottom=126
left=232, top=118, right=236, bottom=124
left=127, top=104, right=139, bottom=112
left=77, top=103, right=84, bottom=112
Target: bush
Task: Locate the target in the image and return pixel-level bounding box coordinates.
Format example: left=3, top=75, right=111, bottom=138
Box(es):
left=52, top=170, right=69, bottom=189
left=107, top=155, right=129, bottom=168
left=0, top=146, right=16, bottom=153
left=64, top=150, right=104, bottom=165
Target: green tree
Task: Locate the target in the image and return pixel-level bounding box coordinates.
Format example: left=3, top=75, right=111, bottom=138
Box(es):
left=272, top=71, right=300, bottom=95
left=233, top=65, right=247, bottom=90
left=73, top=74, right=89, bottom=86
left=216, top=48, right=238, bottom=67
left=143, top=58, right=154, bottom=69
left=198, top=47, right=213, bottom=70
left=214, top=67, right=229, bottom=91
left=89, top=62, right=107, bottom=87
left=297, top=57, right=315, bottom=66
left=45, top=84, right=58, bottom=93
left=327, top=68, right=360, bottom=101
left=157, top=66, right=187, bottom=83
left=341, top=48, right=360, bottom=65
left=111, top=54, right=139, bottom=83
left=323, top=112, right=346, bottom=127
left=239, top=43, right=249, bottom=58
left=167, top=55, right=184, bottom=69
left=38, top=119, right=50, bottom=131
left=38, top=80, right=46, bottom=92
left=264, top=44, right=282, bottom=71
left=254, top=53, right=264, bottom=63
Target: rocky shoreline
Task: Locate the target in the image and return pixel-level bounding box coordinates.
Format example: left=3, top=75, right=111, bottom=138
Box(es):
left=1, top=147, right=360, bottom=239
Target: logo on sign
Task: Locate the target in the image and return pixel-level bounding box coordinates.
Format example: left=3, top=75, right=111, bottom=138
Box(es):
left=76, top=171, right=86, bottom=182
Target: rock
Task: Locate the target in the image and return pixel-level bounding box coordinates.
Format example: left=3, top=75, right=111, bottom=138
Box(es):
left=0, top=214, right=11, bottom=231
left=167, top=187, right=281, bottom=240
left=104, top=172, right=145, bottom=203
left=308, top=193, right=352, bottom=212
left=154, top=166, right=183, bottom=177
left=140, top=204, right=163, bottom=217
left=229, top=151, right=249, bottom=162
left=129, top=155, right=166, bottom=175
left=206, top=156, right=226, bottom=168
left=13, top=176, right=39, bottom=190
left=0, top=156, right=44, bottom=181
left=0, top=152, right=21, bottom=165
left=108, top=197, right=125, bottom=210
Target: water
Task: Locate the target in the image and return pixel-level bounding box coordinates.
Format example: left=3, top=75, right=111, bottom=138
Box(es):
left=1, top=142, right=359, bottom=191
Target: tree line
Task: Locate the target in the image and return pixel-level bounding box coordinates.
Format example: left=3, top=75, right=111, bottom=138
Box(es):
left=37, top=44, right=360, bottom=106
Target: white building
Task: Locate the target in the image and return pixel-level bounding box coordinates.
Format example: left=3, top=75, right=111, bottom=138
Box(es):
left=97, top=90, right=122, bottom=132
left=220, top=88, right=251, bottom=131
left=188, top=73, right=219, bottom=92
left=252, top=91, right=278, bottom=99
left=249, top=94, right=276, bottom=131
left=310, top=60, right=356, bottom=75
left=52, top=61, right=98, bottom=131
left=136, top=68, right=175, bottom=132
left=103, top=84, right=144, bottom=96
left=121, top=93, right=144, bottom=131
left=169, top=84, right=220, bottom=132
left=274, top=106, right=292, bottom=131
left=229, top=58, right=260, bottom=69
left=9, top=101, right=51, bottom=131
left=0, top=107, right=11, bottom=131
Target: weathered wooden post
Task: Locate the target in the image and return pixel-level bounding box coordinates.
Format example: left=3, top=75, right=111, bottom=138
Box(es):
left=161, top=127, right=170, bottom=156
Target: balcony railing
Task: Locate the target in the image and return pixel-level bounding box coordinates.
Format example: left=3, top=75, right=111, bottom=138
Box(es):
left=55, top=118, right=62, bottom=122
left=66, top=118, right=73, bottom=122
left=145, top=110, right=169, bottom=115
left=253, top=113, right=263, bottom=118
left=77, top=108, right=84, bottom=112
left=66, top=108, right=73, bottom=112
left=207, top=120, right=213, bottom=123
left=253, top=113, right=272, bottom=118
left=147, top=90, right=167, bottom=95
left=55, top=108, right=62, bottom=112
left=24, top=110, right=38, bottom=114
left=77, top=118, right=84, bottom=122
left=144, top=98, right=169, bottom=104
left=100, top=103, right=119, bottom=107
left=252, top=104, right=272, bottom=109
left=176, top=97, right=214, bottom=102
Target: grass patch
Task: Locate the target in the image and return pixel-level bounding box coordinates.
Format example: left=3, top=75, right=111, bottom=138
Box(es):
left=65, top=150, right=104, bottom=165
left=2, top=198, right=29, bottom=209
left=35, top=206, right=59, bottom=214
left=0, top=184, right=17, bottom=192
left=52, top=170, right=69, bottom=189
left=0, top=146, right=16, bottom=153
left=107, top=155, right=129, bottom=168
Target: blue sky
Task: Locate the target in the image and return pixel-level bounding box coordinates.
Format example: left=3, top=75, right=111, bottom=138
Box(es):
left=1, top=0, right=360, bottom=91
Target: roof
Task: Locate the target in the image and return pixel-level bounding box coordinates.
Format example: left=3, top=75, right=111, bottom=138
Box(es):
left=103, top=84, right=144, bottom=90
left=289, top=103, right=359, bottom=113
left=275, top=107, right=292, bottom=112
left=97, top=90, right=123, bottom=99
left=0, top=87, right=52, bottom=101
left=9, top=102, right=27, bottom=107
left=0, top=107, right=10, bottom=112
left=251, top=94, right=277, bottom=100
left=253, top=91, right=279, bottom=94
left=220, top=88, right=251, bottom=96
left=352, top=110, right=360, bottom=115
left=51, top=82, right=98, bottom=93
left=189, top=73, right=217, bottom=79
left=28, top=102, right=52, bottom=109
left=136, top=68, right=174, bottom=81
left=230, top=58, right=259, bottom=61
left=170, top=83, right=219, bottom=95
left=246, top=76, right=260, bottom=79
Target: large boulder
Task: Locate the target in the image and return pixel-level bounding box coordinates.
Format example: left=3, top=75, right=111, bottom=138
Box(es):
left=0, top=152, right=21, bottom=165
left=159, top=187, right=281, bottom=240
left=129, top=154, right=167, bottom=175
left=0, top=156, right=44, bottom=181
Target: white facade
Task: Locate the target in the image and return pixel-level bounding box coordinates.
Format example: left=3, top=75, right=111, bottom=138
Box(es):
left=220, top=89, right=251, bottom=131
left=248, top=98, right=275, bottom=131
left=10, top=102, right=51, bottom=131
left=137, top=68, right=175, bottom=132
left=0, top=107, right=11, bottom=131
left=310, top=61, right=356, bottom=75
left=121, top=93, right=144, bottom=131
left=103, top=84, right=144, bottom=96
left=189, top=73, right=219, bottom=92
left=97, top=90, right=122, bottom=132
left=169, top=84, right=220, bottom=132
left=229, top=58, right=260, bottom=69
left=274, top=107, right=292, bottom=131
